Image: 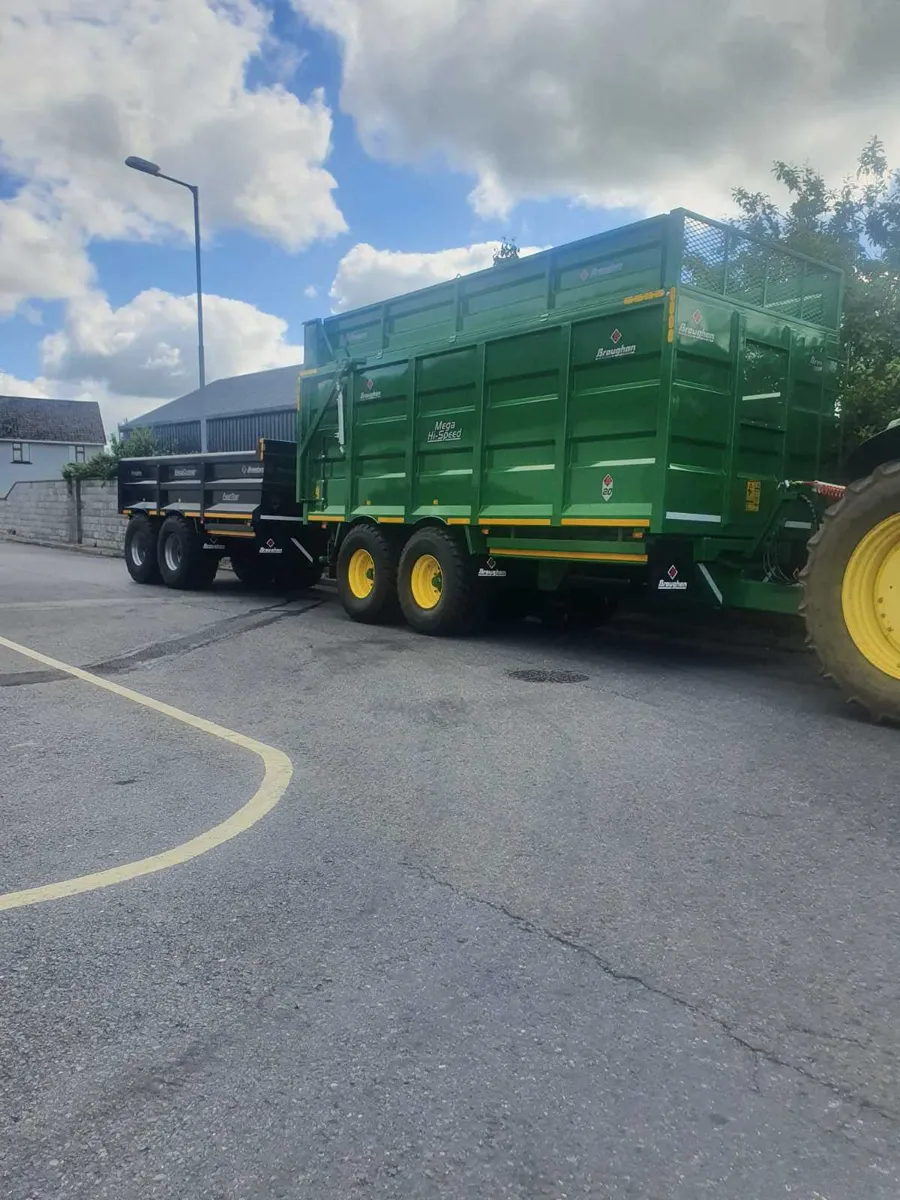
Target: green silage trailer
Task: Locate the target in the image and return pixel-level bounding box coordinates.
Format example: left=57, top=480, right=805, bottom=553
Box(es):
left=119, top=208, right=900, bottom=721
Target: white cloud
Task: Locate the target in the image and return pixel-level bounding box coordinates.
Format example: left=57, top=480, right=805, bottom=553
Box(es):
left=304, top=285, right=319, bottom=299
left=330, top=241, right=544, bottom=311
left=42, top=289, right=303, bottom=399
left=0, top=372, right=52, bottom=399
left=0, top=0, right=346, bottom=314
left=298, top=0, right=900, bottom=218
left=468, top=172, right=517, bottom=222
left=0, top=192, right=95, bottom=316
left=2, top=288, right=303, bottom=433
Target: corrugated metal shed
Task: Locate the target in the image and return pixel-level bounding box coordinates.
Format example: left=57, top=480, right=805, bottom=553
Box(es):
left=120, top=364, right=301, bottom=431
left=207, top=409, right=295, bottom=453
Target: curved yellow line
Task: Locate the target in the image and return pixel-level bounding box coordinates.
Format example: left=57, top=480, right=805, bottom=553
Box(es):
left=0, top=634, right=293, bottom=912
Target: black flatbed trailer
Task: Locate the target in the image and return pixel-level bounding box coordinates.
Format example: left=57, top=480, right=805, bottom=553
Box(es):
left=117, top=439, right=326, bottom=589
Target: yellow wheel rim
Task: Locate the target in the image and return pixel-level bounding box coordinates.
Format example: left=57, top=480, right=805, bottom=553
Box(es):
left=410, top=553, right=443, bottom=610
left=842, top=513, right=900, bottom=680
left=348, top=548, right=375, bottom=599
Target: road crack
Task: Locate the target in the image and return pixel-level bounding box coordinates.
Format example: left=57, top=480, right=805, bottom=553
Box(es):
left=402, top=860, right=900, bottom=1128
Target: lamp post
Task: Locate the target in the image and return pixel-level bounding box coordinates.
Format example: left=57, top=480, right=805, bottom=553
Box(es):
left=125, top=156, right=206, bottom=406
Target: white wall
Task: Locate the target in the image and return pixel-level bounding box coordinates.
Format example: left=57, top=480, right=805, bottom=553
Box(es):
left=0, top=440, right=104, bottom=499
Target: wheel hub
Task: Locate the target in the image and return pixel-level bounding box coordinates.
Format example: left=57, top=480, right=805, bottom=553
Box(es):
left=164, top=536, right=183, bottom=574
left=841, top=513, right=900, bottom=680
left=410, top=553, right=443, bottom=610
left=348, top=548, right=375, bottom=599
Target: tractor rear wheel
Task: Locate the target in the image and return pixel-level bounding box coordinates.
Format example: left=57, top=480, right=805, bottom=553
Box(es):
left=801, top=460, right=900, bottom=723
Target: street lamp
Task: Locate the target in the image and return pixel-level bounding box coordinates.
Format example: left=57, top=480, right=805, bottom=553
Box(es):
left=125, top=156, right=206, bottom=397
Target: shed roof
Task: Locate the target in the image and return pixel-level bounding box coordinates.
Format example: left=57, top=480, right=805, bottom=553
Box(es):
left=0, top=396, right=106, bottom=444
left=120, top=364, right=302, bottom=429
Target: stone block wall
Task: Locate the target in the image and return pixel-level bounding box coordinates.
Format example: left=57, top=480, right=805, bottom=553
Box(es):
left=78, top=480, right=125, bottom=554
left=0, top=477, right=124, bottom=556
left=0, top=479, right=77, bottom=546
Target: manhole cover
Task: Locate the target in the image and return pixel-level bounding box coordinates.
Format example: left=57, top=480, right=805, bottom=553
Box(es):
left=507, top=669, right=589, bottom=684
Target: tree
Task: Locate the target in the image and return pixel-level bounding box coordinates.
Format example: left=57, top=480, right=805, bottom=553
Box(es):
left=732, top=137, right=900, bottom=446
left=62, top=427, right=159, bottom=481
left=493, top=236, right=519, bottom=265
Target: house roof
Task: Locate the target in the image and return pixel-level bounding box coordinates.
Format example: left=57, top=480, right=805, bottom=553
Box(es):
left=0, top=396, right=106, bottom=444
left=120, top=364, right=302, bottom=429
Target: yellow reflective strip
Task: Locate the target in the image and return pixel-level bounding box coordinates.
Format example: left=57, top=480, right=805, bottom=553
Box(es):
left=623, top=289, right=666, bottom=305
left=478, top=518, right=551, bottom=527
left=561, top=518, right=651, bottom=528
left=488, top=548, right=649, bottom=564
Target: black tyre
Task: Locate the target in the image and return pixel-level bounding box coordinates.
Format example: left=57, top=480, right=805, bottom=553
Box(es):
left=124, top=514, right=161, bottom=584
left=157, top=515, right=206, bottom=589
left=191, top=549, right=221, bottom=589
left=398, top=526, right=483, bottom=636
left=337, top=523, right=400, bottom=623
left=801, top=460, right=900, bottom=723
left=230, top=549, right=276, bottom=588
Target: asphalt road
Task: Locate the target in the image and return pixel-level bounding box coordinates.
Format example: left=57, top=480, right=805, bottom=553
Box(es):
left=1, top=540, right=898, bottom=1200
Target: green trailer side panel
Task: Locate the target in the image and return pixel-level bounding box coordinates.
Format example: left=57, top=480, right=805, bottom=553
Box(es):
left=666, top=293, right=740, bottom=530
left=299, top=208, right=844, bottom=562
left=303, top=296, right=670, bottom=528
left=481, top=327, right=561, bottom=521
left=663, top=290, right=840, bottom=536
left=352, top=362, right=411, bottom=516
left=304, top=216, right=671, bottom=369
left=566, top=303, right=662, bottom=522
left=413, top=347, right=479, bottom=518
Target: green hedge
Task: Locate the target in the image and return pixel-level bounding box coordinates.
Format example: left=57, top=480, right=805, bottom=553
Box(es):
left=62, top=428, right=159, bottom=481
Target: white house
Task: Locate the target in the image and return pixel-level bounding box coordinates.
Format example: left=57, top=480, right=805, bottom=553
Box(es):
left=0, top=396, right=106, bottom=498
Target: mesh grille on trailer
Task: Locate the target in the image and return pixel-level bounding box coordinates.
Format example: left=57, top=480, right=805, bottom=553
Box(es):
left=680, top=215, right=840, bottom=328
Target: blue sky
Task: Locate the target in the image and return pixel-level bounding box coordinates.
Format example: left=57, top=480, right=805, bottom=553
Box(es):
left=0, top=0, right=891, bottom=432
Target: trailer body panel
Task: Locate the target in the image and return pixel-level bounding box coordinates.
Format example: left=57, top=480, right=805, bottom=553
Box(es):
left=298, top=211, right=843, bottom=588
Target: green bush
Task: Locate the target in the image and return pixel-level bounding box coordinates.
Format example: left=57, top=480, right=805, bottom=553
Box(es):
left=62, top=428, right=159, bottom=481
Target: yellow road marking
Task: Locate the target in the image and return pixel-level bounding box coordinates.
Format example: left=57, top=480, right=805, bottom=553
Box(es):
left=0, top=634, right=293, bottom=912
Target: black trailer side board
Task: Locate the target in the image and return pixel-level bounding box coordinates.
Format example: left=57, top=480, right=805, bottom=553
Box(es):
left=118, top=441, right=298, bottom=522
